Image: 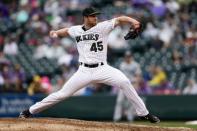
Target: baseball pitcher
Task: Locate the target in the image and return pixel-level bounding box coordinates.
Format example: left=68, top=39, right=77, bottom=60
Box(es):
left=19, top=7, right=160, bottom=123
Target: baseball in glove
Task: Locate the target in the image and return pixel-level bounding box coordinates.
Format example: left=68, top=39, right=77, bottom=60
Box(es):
left=124, top=23, right=142, bottom=40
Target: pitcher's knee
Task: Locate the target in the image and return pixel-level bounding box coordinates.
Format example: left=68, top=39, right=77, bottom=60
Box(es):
left=119, top=79, right=131, bottom=89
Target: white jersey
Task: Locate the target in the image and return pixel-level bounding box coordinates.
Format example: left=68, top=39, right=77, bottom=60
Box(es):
left=68, top=19, right=116, bottom=64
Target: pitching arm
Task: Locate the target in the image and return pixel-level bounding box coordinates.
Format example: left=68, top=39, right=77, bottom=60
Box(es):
left=114, top=16, right=140, bottom=29
left=49, top=28, right=70, bottom=38
left=114, top=16, right=142, bottom=40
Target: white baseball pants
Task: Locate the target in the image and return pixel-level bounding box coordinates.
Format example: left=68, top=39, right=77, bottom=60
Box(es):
left=29, top=64, right=149, bottom=116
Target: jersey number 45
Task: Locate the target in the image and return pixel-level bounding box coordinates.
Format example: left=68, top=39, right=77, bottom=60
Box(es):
left=90, top=41, right=103, bottom=52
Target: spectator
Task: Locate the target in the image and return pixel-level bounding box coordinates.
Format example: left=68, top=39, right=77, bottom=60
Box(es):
left=182, top=79, right=197, bottom=95
left=28, top=75, right=43, bottom=96
left=148, top=65, right=167, bottom=88
left=184, top=26, right=197, bottom=45
left=16, top=4, right=29, bottom=24
left=149, top=0, right=167, bottom=17
left=0, top=51, right=10, bottom=65
left=166, top=0, right=180, bottom=14
left=134, top=74, right=152, bottom=95
left=61, top=64, right=76, bottom=82
left=171, top=50, right=183, bottom=66
left=119, top=51, right=141, bottom=83
left=12, top=64, right=26, bottom=92
left=3, top=36, right=18, bottom=56
left=13, top=64, right=26, bottom=83
left=185, top=45, right=197, bottom=65
left=0, top=34, right=4, bottom=51
left=0, top=73, right=4, bottom=92
left=52, top=77, right=65, bottom=93
left=33, top=41, right=49, bottom=59
left=143, top=22, right=159, bottom=39
left=108, top=26, right=128, bottom=50
left=148, top=65, right=175, bottom=94
left=40, top=76, right=52, bottom=94
left=58, top=54, right=73, bottom=66
left=60, top=37, right=74, bottom=49
left=14, top=76, right=26, bottom=93
left=158, top=20, right=176, bottom=47
left=1, top=65, right=14, bottom=92
left=45, top=40, right=66, bottom=59
left=148, top=36, right=164, bottom=50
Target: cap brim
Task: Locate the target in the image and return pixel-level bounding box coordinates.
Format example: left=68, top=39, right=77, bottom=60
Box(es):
left=88, top=12, right=101, bottom=16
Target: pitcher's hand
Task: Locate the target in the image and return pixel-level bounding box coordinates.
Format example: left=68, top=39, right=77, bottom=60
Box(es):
left=49, top=30, right=58, bottom=38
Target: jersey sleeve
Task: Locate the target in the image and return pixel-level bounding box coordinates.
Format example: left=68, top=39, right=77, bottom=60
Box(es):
left=99, top=18, right=116, bottom=34
left=67, top=26, right=76, bottom=38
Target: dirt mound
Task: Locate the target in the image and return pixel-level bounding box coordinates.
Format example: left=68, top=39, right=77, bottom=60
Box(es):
left=0, top=118, right=194, bottom=131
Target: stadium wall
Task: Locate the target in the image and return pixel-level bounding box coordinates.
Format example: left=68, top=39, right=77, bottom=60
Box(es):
left=0, top=94, right=197, bottom=120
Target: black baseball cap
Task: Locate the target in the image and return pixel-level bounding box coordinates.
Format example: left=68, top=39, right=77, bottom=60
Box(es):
left=82, top=7, right=101, bottom=16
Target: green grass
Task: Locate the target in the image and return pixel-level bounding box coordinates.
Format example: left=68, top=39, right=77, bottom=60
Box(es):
left=133, top=121, right=197, bottom=130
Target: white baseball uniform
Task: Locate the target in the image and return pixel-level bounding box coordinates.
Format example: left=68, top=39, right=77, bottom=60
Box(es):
left=29, top=19, right=149, bottom=116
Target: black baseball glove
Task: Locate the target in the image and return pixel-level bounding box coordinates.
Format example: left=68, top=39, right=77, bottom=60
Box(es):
left=124, top=23, right=142, bottom=40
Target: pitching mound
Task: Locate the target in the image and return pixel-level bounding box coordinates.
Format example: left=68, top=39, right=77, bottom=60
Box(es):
left=0, top=118, right=194, bottom=131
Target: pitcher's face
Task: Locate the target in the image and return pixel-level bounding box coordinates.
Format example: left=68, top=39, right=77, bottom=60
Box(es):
left=84, top=15, right=98, bottom=27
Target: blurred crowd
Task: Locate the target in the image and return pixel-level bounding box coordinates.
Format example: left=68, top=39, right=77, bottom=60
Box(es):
left=0, top=0, right=197, bottom=96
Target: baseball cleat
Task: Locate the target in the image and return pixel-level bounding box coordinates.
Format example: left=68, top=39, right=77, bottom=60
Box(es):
left=19, top=109, right=32, bottom=118
left=139, top=114, right=160, bottom=123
